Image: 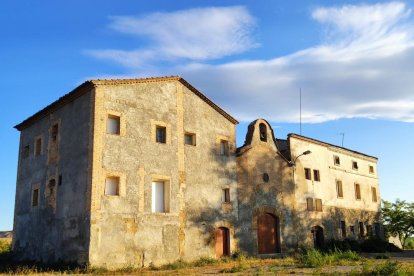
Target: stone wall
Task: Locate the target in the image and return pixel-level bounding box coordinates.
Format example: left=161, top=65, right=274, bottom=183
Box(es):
left=13, top=91, right=92, bottom=263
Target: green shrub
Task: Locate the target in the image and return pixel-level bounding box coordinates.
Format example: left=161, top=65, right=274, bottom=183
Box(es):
left=297, top=249, right=364, bottom=267
left=362, top=261, right=402, bottom=275
left=361, top=238, right=402, bottom=253
left=406, top=239, right=414, bottom=250
left=193, top=257, right=219, bottom=267
left=159, top=259, right=189, bottom=270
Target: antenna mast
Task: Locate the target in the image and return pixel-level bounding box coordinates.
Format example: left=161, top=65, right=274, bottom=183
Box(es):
left=300, top=88, right=302, bottom=135
left=338, top=133, right=345, bottom=147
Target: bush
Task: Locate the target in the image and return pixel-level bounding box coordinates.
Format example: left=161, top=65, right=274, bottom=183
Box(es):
left=360, top=238, right=402, bottom=253
left=362, top=261, right=402, bottom=275
left=297, top=249, right=363, bottom=267
left=406, top=239, right=414, bottom=250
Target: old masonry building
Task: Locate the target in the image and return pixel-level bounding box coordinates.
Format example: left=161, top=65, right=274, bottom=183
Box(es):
left=13, top=76, right=382, bottom=268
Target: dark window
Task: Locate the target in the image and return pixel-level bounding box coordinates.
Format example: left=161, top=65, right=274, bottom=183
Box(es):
left=32, top=188, right=39, bottom=207
left=374, top=223, right=381, bottom=237
left=371, top=187, right=377, bottom=202
left=220, top=140, right=229, bottom=156
left=352, top=161, right=358, bottom=170
left=336, top=180, right=343, bottom=198
left=369, top=165, right=374, bottom=174
left=156, top=126, right=167, bottom=144
left=35, top=138, right=42, bottom=156
left=306, top=197, right=314, bottom=211
left=222, top=188, right=230, bottom=203
left=359, top=222, right=364, bottom=238
left=334, top=155, right=340, bottom=166
left=355, top=184, right=361, bottom=200
left=304, top=168, right=311, bottom=180
left=262, top=173, right=269, bottom=183
left=313, top=170, right=320, bottom=182
left=51, top=124, right=59, bottom=142
left=259, top=123, right=267, bottom=142
left=350, top=225, right=355, bottom=235
left=184, top=133, right=196, bottom=146
left=107, top=115, right=120, bottom=135
left=315, top=198, right=322, bottom=212
left=58, top=174, right=62, bottom=186
left=340, top=221, right=346, bottom=238
left=23, top=145, right=30, bottom=159
left=366, top=225, right=373, bottom=237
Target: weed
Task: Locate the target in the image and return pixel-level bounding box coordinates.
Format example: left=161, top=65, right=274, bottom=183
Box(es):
left=193, top=257, right=219, bottom=267
left=297, top=249, right=364, bottom=267
left=362, top=261, right=402, bottom=275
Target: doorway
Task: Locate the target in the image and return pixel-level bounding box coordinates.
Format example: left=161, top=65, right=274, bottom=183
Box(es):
left=257, top=213, right=280, bottom=254
left=311, top=226, right=324, bottom=249
left=215, top=227, right=230, bottom=257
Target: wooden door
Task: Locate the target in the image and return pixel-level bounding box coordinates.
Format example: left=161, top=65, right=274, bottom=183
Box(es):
left=215, top=227, right=230, bottom=257
left=258, top=213, right=279, bottom=254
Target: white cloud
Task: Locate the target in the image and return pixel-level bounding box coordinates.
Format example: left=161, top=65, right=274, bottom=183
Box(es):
left=86, top=6, right=257, bottom=65
left=87, top=2, right=414, bottom=123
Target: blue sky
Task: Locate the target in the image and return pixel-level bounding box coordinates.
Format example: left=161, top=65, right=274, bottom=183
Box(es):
left=1, top=0, right=414, bottom=230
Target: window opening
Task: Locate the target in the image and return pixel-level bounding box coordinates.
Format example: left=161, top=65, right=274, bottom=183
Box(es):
left=156, top=126, right=167, bottom=144
left=259, top=123, right=267, bottom=142
left=107, top=115, right=120, bottom=135
left=105, top=177, right=120, bottom=196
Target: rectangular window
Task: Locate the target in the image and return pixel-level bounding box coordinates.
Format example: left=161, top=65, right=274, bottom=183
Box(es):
left=304, top=168, right=311, bottom=180
left=359, top=222, right=364, bottom=238
left=313, top=170, right=320, bottom=182
left=58, top=174, right=63, bottom=186
left=220, top=140, right=229, bottom=156
left=350, top=225, right=355, bottom=235
left=23, top=145, right=30, bottom=159
left=32, top=188, right=39, bottom=207
left=315, top=198, right=322, bottom=212
left=51, top=124, right=59, bottom=142
left=366, top=225, right=373, bottom=237
left=107, top=115, right=120, bottom=135
left=371, top=187, right=377, bottom=202
left=355, top=183, right=361, bottom=200
left=105, top=177, right=120, bottom=196
left=35, top=137, right=42, bottom=156
left=334, top=155, right=340, bottom=166
left=152, top=181, right=170, bottom=213
left=156, top=126, right=167, bottom=144
left=369, top=165, right=374, bottom=174
left=336, top=180, right=344, bottom=198
left=306, top=197, right=314, bottom=211
left=184, top=133, right=196, bottom=146
left=352, top=161, right=358, bottom=170
left=222, top=188, right=230, bottom=203
left=340, top=221, right=346, bottom=238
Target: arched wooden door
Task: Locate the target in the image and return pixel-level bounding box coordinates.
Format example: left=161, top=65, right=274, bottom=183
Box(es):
left=215, top=227, right=230, bottom=257
left=258, top=213, right=280, bottom=254
left=311, top=226, right=324, bottom=249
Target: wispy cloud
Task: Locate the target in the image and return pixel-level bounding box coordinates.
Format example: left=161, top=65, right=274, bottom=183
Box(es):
left=86, top=6, right=257, bottom=66
left=87, top=2, right=414, bottom=123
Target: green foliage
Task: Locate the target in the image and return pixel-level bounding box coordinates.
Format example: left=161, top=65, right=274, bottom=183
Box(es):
left=297, top=249, right=364, bottom=267
left=382, top=199, right=414, bottom=249
left=406, top=239, right=414, bottom=249
left=362, top=261, right=403, bottom=275
left=193, top=257, right=219, bottom=267
left=361, top=238, right=402, bottom=253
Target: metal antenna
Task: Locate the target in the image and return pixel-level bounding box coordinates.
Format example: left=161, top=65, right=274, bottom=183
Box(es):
left=300, top=88, right=302, bottom=135
left=337, top=133, right=345, bottom=147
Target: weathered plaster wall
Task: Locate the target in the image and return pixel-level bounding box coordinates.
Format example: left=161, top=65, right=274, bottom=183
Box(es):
left=88, top=80, right=237, bottom=268
left=290, top=136, right=382, bottom=248
left=13, top=91, right=92, bottom=263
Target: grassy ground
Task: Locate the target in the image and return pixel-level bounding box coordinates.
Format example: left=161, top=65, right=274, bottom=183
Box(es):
left=1, top=239, right=413, bottom=275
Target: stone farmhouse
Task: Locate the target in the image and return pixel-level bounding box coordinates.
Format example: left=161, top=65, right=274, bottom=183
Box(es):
left=13, top=76, right=382, bottom=268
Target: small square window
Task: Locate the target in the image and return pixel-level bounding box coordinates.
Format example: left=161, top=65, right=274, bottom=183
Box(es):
left=107, top=115, right=120, bottom=135
left=35, top=138, right=42, bottom=156
left=313, top=170, right=320, bottom=182
left=32, top=188, right=39, bottom=207
left=51, top=124, right=59, bottom=142
left=369, top=165, right=374, bottom=174
left=222, top=188, right=230, bottom=203
left=315, top=198, right=322, bottom=212
left=23, top=145, right=30, bottom=159
left=304, top=168, right=311, bottom=180
left=184, top=133, right=196, bottom=146
left=352, top=161, right=358, bottom=170
left=156, top=126, right=167, bottom=144
left=220, top=140, right=229, bottom=156
left=105, top=177, right=120, bottom=196
left=334, top=155, right=340, bottom=166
